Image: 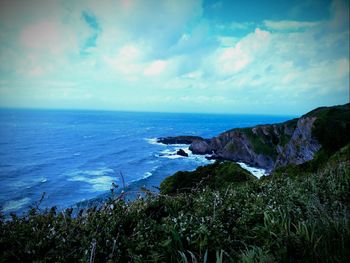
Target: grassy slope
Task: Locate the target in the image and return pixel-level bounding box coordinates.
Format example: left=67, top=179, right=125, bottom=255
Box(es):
left=1, top=146, right=349, bottom=262
left=160, top=161, right=256, bottom=195
left=309, top=103, right=350, bottom=155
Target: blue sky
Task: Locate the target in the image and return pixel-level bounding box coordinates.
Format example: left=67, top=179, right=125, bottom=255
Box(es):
left=0, top=0, right=349, bottom=115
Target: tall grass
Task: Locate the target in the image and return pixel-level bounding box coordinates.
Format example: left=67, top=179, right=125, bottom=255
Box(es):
left=0, top=158, right=349, bottom=262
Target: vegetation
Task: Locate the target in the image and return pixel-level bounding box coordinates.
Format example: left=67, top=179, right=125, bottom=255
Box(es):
left=1, top=104, right=349, bottom=262
left=224, top=104, right=350, bottom=162
left=310, top=103, right=350, bottom=155
left=240, top=127, right=277, bottom=157
left=160, top=161, right=256, bottom=195
left=235, top=117, right=298, bottom=158
left=1, top=145, right=349, bottom=262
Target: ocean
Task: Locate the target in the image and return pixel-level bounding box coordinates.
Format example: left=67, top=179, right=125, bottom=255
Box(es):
left=0, top=109, right=293, bottom=214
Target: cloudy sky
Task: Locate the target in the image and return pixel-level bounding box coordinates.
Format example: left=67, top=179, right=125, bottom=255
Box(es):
left=0, top=0, right=349, bottom=115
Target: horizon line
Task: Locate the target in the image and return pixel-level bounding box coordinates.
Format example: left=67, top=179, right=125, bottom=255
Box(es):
left=0, top=105, right=300, bottom=118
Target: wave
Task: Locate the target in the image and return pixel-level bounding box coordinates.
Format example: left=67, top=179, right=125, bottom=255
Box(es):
left=8, top=162, right=51, bottom=177
left=67, top=167, right=116, bottom=192
left=157, top=146, right=214, bottom=164
left=143, top=172, right=153, bottom=179
left=237, top=162, right=266, bottom=178
left=168, top=143, right=191, bottom=147
left=9, top=180, right=30, bottom=189
left=4, top=173, right=48, bottom=190
left=39, top=177, right=48, bottom=183
left=2, top=197, right=31, bottom=212
left=144, top=165, right=160, bottom=179
left=68, top=175, right=115, bottom=192
left=144, top=138, right=167, bottom=146
left=157, top=148, right=183, bottom=159
left=83, top=168, right=115, bottom=177
left=142, top=172, right=153, bottom=179
left=129, top=165, right=160, bottom=183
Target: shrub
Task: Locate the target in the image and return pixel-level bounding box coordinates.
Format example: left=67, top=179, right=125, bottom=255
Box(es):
left=160, top=161, right=255, bottom=195
left=1, top=150, right=349, bottom=262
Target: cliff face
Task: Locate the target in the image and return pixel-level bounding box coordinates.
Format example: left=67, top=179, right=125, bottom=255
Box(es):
left=188, top=103, right=349, bottom=171
left=274, top=117, right=321, bottom=168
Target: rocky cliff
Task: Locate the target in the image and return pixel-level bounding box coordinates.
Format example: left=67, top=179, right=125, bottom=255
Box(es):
left=160, top=103, right=350, bottom=172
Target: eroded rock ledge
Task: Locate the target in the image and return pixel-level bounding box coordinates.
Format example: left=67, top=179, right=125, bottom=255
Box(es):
left=157, top=136, right=207, bottom=145
left=157, top=104, right=350, bottom=172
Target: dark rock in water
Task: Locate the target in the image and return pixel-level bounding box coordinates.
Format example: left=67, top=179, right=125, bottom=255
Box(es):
left=205, top=154, right=223, bottom=160
left=157, top=136, right=205, bottom=145
left=176, top=149, right=188, bottom=157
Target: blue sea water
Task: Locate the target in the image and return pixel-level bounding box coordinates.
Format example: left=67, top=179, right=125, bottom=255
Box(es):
left=0, top=109, right=293, bottom=214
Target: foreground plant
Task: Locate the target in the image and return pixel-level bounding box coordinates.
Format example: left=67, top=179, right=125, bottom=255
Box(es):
left=1, top=148, right=349, bottom=262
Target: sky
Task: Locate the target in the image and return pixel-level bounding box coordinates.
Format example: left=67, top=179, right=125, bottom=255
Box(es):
left=0, top=0, right=349, bottom=115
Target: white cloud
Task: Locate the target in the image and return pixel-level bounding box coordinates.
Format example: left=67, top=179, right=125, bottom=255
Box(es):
left=0, top=0, right=348, bottom=114
left=183, top=70, right=203, bottom=79
left=211, top=28, right=270, bottom=76
left=20, top=20, right=74, bottom=53
left=229, top=21, right=255, bottom=30
left=264, top=20, right=319, bottom=31
left=86, top=0, right=202, bottom=54
left=144, top=60, right=168, bottom=76
left=217, top=36, right=239, bottom=47
left=216, top=46, right=251, bottom=74
left=104, top=44, right=143, bottom=75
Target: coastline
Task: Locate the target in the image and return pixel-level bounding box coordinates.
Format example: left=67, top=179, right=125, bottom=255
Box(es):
left=72, top=140, right=267, bottom=211
left=152, top=138, right=267, bottom=178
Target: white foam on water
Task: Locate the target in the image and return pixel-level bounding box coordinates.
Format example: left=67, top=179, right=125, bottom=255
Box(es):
left=11, top=177, right=47, bottom=190
left=84, top=168, right=114, bottom=176
left=237, top=162, right=267, bottom=178
left=145, top=138, right=167, bottom=146
left=143, top=172, right=153, bottom=179
left=182, top=147, right=192, bottom=155
left=130, top=165, right=160, bottom=183
left=2, top=197, right=31, bottom=212
left=171, top=143, right=190, bottom=147
left=88, top=176, right=116, bottom=191
left=191, top=154, right=215, bottom=164
left=11, top=180, right=29, bottom=188
left=67, top=167, right=116, bottom=191
left=157, top=145, right=214, bottom=164
left=68, top=175, right=115, bottom=191
left=160, top=154, right=182, bottom=159
left=173, top=145, right=214, bottom=164
left=157, top=148, right=183, bottom=159
left=39, top=178, right=47, bottom=183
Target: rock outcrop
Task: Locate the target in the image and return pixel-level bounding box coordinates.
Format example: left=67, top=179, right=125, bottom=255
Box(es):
left=202, top=120, right=299, bottom=171
left=158, top=104, right=350, bottom=172
left=176, top=149, right=189, bottom=157
left=189, top=140, right=211, bottom=154
left=274, top=117, right=321, bottom=168
left=157, top=136, right=205, bottom=145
